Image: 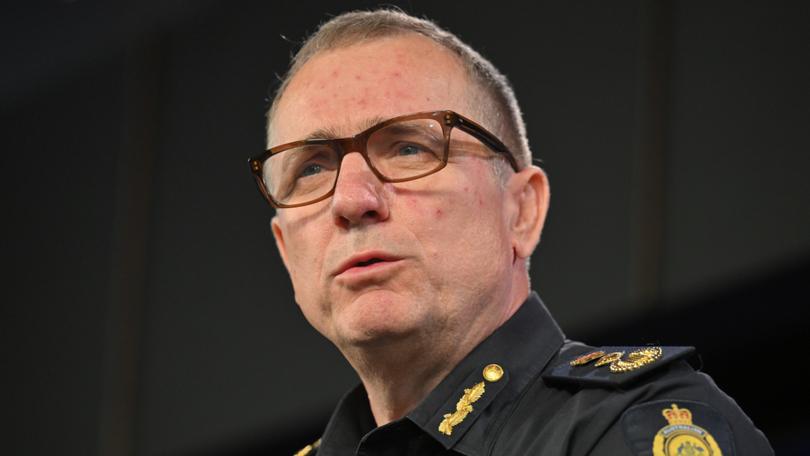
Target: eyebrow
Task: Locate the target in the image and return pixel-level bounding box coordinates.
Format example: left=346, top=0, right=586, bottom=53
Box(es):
left=382, top=122, right=444, bottom=143
left=303, top=116, right=387, bottom=141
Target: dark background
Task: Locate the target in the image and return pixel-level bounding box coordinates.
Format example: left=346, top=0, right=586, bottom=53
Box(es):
left=3, top=1, right=808, bottom=454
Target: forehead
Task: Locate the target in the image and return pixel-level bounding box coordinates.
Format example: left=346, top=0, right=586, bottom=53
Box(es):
left=270, top=34, right=476, bottom=146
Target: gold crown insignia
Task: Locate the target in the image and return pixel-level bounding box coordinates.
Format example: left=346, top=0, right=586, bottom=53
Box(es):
left=661, top=403, right=693, bottom=426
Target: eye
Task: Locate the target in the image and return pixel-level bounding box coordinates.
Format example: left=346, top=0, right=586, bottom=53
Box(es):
left=398, top=144, right=424, bottom=156
left=398, top=145, right=419, bottom=156
left=299, top=163, right=323, bottom=177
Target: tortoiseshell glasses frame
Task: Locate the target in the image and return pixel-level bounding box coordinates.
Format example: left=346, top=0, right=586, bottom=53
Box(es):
left=248, top=110, right=519, bottom=208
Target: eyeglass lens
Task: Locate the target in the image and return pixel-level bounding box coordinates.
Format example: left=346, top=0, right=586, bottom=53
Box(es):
left=263, top=118, right=447, bottom=206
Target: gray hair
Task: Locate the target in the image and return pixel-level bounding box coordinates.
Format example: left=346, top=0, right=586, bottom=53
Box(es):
left=266, top=8, right=532, bottom=171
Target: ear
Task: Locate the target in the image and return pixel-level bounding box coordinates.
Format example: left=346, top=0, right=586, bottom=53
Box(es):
left=271, top=214, right=291, bottom=272
left=506, top=165, right=550, bottom=260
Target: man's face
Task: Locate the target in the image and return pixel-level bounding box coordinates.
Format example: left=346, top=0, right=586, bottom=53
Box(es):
left=271, top=34, right=518, bottom=352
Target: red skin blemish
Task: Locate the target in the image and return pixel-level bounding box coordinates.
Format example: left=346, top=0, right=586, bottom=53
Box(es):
left=435, top=208, right=443, bottom=218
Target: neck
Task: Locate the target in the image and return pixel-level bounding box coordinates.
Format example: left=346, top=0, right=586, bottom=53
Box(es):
left=343, top=266, right=530, bottom=426
left=351, top=339, right=457, bottom=425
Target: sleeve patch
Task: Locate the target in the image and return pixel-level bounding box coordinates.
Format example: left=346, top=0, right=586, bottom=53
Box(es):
left=542, top=345, right=695, bottom=388
left=621, top=399, right=735, bottom=456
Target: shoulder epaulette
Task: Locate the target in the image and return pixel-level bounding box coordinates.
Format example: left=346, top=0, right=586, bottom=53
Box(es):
left=542, top=345, right=696, bottom=388
left=293, top=437, right=321, bottom=456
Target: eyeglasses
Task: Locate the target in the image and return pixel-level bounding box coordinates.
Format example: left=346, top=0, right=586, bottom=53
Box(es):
left=248, top=110, right=519, bottom=208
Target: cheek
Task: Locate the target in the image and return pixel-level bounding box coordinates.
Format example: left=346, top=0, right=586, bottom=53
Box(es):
left=285, top=229, right=326, bottom=288
left=399, top=195, right=445, bottom=261
left=398, top=170, right=505, bottom=264
left=403, top=194, right=446, bottom=220
left=285, top=228, right=333, bottom=330
left=454, top=173, right=508, bottom=242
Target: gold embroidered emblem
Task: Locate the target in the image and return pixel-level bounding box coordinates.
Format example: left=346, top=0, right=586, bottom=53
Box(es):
left=569, top=350, right=606, bottom=366
left=610, top=346, right=663, bottom=373
left=571, top=347, right=664, bottom=373
left=594, top=351, right=625, bottom=367
left=652, top=404, right=723, bottom=456
left=438, top=381, right=486, bottom=436
left=293, top=438, right=321, bottom=456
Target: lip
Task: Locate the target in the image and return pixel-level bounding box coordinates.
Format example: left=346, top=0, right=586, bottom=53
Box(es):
left=333, top=251, right=403, bottom=277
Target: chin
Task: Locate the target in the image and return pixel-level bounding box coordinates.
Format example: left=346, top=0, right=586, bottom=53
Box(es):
left=343, top=325, right=417, bottom=349
left=335, top=290, right=426, bottom=348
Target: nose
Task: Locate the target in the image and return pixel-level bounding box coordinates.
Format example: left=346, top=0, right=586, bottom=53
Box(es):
left=330, top=152, right=390, bottom=227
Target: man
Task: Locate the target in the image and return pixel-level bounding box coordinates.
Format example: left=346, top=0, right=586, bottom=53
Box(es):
left=249, top=9, right=773, bottom=456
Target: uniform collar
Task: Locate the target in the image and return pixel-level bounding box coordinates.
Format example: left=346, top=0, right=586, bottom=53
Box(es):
left=316, top=292, right=566, bottom=456
left=407, top=291, right=566, bottom=455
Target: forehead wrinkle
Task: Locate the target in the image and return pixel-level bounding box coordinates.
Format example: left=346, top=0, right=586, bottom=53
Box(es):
left=303, top=115, right=388, bottom=141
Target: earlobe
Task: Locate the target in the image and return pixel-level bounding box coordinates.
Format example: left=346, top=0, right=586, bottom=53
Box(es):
left=509, top=166, right=550, bottom=259
left=271, top=215, right=291, bottom=271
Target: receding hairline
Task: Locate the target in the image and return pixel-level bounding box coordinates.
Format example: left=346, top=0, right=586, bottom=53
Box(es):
left=265, top=8, right=532, bottom=171
left=267, top=31, right=486, bottom=145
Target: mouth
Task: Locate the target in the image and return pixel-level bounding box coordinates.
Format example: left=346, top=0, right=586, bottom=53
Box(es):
left=333, top=251, right=403, bottom=277
left=355, top=258, right=386, bottom=267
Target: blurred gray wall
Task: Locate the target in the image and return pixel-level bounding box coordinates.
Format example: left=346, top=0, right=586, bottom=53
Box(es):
left=3, top=1, right=808, bottom=454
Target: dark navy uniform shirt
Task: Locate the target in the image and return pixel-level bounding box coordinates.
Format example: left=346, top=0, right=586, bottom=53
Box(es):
left=297, top=292, right=773, bottom=455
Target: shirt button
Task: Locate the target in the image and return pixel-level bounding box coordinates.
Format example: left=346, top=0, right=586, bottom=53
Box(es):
left=482, top=363, right=504, bottom=382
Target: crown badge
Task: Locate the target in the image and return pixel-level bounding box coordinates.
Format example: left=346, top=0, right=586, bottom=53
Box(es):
left=662, top=404, right=693, bottom=426
left=652, top=403, right=723, bottom=456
